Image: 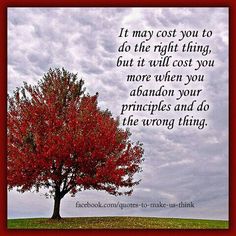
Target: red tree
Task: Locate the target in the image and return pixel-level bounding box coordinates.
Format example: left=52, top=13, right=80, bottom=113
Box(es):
left=7, top=68, right=144, bottom=219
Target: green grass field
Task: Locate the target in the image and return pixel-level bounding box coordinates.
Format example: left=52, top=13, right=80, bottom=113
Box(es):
left=8, top=217, right=228, bottom=229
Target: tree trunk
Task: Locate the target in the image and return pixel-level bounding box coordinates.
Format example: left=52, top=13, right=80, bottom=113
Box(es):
left=51, top=188, right=62, bottom=219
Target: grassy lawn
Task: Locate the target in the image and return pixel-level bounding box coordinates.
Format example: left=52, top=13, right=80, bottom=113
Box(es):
left=8, top=216, right=228, bottom=229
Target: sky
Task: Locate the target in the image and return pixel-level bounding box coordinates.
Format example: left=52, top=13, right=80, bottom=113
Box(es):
left=7, top=7, right=228, bottom=220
